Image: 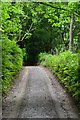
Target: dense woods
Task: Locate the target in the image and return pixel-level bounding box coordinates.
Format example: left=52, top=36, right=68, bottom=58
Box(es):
left=1, top=2, right=80, bottom=103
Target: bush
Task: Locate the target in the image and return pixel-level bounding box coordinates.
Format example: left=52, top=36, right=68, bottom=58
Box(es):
left=2, top=39, right=23, bottom=94
left=38, top=51, right=80, bottom=102
left=22, top=48, right=28, bottom=65
left=38, top=52, right=52, bottom=66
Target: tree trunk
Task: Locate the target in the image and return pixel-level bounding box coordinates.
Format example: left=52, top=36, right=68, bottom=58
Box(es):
left=69, top=14, right=73, bottom=51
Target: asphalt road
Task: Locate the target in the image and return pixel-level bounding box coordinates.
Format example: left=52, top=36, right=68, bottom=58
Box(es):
left=2, top=66, right=80, bottom=118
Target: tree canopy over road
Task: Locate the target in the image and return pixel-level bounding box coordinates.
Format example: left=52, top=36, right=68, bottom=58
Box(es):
left=1, top=2, right=80, bottom=57
left=1, top=2, right=80, bottom=104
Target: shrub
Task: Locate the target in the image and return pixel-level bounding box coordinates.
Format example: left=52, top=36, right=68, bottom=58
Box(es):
left=22, top=48, right=28, bottom=65
left=38, top=52, right=52, bottom=66
left=2, top=39, right=23, bottom=94
left=38, top=51, right=80, bottom=102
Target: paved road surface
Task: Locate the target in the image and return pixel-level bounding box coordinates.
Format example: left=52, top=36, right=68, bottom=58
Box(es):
left=2, top=66, right=80, bottom=118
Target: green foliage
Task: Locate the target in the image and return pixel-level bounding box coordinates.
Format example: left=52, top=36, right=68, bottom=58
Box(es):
left=38, top=52, right=52, bottom=66
left=1, top=2, right=80, bottom=66
left=22, top=48, right=28, bottom=65
left=1, top=2, right=24, bottom=41
left=1, top=2, right=80, bottom=95
left=38, top=51, right=80, bottom=102
left=2, top=39, right=23, bottom=94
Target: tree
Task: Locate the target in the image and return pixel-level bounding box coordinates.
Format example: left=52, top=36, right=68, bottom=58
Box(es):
left=69, top=14, right=74, bottom=51
left=1, top=2, right=80, bottom=65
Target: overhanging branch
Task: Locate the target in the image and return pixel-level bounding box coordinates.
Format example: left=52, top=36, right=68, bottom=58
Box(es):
left=39, top=2, right=79, bottom=16
left=17, top=22, right=34, bottom=42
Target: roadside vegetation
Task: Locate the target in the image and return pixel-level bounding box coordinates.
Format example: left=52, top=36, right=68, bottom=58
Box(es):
left=2, top=39, right=23, bottom=94
left=38, top=51, right=80, bottom=103
left=1, top=1, right=80, bottom=101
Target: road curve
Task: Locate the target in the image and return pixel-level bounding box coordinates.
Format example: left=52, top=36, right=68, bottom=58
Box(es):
left=2, top=66, right=80, bottom=118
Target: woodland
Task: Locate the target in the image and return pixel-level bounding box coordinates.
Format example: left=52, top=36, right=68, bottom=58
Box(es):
left=1, top=2, right=80, bottom=104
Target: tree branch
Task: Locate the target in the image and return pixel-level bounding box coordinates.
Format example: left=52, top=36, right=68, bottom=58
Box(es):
left=17, top=22, right=33, bottom=42
left=39, top=2, right=68, bottom=11
left=39, top=2, right=79, bottom=16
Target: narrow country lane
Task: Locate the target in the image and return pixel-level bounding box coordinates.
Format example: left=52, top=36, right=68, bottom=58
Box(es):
left=2, top=66, right=80, bottom=118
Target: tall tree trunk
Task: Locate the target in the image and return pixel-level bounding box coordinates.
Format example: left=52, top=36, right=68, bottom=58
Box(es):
left=69, top=14, right=73, bottom=51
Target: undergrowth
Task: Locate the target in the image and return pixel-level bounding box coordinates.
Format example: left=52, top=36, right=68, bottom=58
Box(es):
left=2, top=39, right=23, bottom=94
left=38, top=51, right=80, bottom=103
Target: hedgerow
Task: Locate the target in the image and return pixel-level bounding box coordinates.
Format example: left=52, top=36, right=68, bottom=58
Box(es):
left=38, top=51, right=80, bottom=102
left=2, top=39, right=23, bottom=94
